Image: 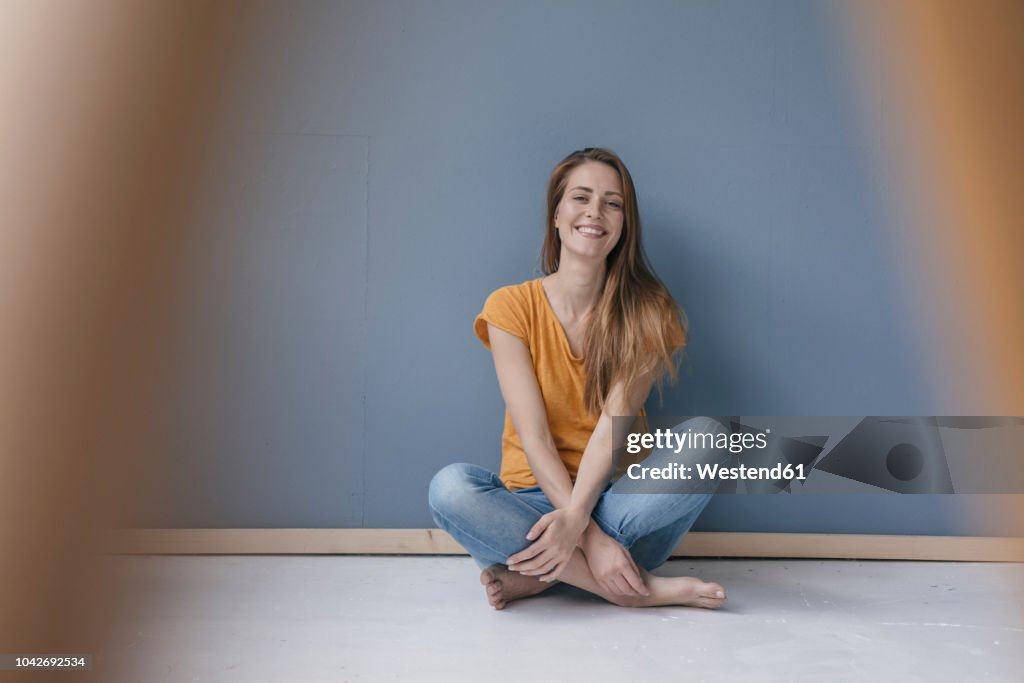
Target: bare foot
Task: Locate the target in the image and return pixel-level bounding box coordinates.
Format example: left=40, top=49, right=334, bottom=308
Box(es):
left=609, top=570, right=726, bottom=609
left=640, top=571, right=727, bottom=609
left=479, top=565, right=554, bottom=610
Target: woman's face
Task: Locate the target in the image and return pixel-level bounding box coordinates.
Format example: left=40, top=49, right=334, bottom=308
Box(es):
left=553, top=161, right=625, bottom=264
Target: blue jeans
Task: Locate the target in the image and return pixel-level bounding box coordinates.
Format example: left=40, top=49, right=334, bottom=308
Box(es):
left=428, top=417, right=725, bottom=571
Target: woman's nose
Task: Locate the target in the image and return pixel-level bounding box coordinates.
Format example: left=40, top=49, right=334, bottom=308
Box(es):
left=586, top=200, right=602, bottom=217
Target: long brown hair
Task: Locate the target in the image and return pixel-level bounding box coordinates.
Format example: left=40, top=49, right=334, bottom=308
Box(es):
left=542, top=147, right=688, bottom=415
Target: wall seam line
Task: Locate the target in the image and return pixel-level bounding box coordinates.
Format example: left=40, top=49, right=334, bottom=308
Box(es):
left=360, top=135, right=370, bottom=528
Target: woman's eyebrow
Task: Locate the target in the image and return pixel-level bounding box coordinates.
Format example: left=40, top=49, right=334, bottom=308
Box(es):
left=569, top=185, right=624, bottom=198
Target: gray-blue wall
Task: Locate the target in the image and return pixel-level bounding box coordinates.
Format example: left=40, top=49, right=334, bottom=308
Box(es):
left=122, top=0, right=1017, bottom=536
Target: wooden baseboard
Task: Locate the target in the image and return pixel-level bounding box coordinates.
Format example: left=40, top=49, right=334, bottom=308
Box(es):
left=96, top=529, right=1024, bottom=562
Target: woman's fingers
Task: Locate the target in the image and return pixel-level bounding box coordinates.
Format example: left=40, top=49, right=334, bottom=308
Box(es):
left=509, top=555, right=547, bottom=573
left=617, top=575, right=640, bottom=596
left=600, top=564, right=646, bottom=596
left=527, top=557, right=558, bottom=577
left=507, top=541, right=544, bottom=567
left=623, top=563, right=648, bottom=595
left=509, top=545, right=554, bottom=573
left=525, top=513, right=553, bottom=542
left=511, top=515, right=557, bottom=567
left=615, top=548, right=648, bottom=595
left=540, top=559, right=567, bottom=583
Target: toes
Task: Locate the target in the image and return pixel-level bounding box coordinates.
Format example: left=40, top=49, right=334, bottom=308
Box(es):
left=490, top=594, right=506, bottom=610
left=480, top=567, right=499, bottom=585
left=701, top=583, right=726, bottom=600
left=696, top=596, right=725, bottom=610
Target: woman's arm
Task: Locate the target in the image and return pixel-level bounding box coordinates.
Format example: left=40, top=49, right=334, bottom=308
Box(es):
left=486, top=323, right=575, bottom=509
left=570, top=368, right=657, bottom=520
left=510, top=366, right=659, bottom=593
left=571, top=368, right=659, bottom=597
left=487, top=324, right=592, bottom=580
left=489, top=321, right=662, bottom=590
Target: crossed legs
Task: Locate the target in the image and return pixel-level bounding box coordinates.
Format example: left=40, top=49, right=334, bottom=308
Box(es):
left=429, top=458, right=726, bottom=610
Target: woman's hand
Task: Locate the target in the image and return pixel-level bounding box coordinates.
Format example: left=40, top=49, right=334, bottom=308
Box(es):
left=506, top=508, right=589, bottom=582
left=580, top=526, right=649, bottom=597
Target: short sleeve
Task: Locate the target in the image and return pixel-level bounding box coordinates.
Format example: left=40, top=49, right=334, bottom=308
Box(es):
left=473, top=285, right=530, bottom=350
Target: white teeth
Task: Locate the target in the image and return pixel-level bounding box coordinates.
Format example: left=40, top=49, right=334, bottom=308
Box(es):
left=577, top=226, right=604, bottom=236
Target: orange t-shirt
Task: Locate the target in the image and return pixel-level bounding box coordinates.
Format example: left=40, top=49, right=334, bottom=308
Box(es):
left=474, top=278, right=675, bottom=490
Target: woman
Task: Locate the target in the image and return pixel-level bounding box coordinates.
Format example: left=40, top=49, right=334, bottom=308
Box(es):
left=429, top=148, right=727, bottom=610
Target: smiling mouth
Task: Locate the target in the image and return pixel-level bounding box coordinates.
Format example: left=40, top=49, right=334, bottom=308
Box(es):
left=575, top=225, right=606, bottom=238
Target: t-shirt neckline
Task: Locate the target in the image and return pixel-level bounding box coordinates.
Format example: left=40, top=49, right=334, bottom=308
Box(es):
left=535, top=277, right=585, bottom=363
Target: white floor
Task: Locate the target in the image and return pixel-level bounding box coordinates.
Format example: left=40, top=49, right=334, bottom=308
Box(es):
left=97, top=556, right=1024, bottom=682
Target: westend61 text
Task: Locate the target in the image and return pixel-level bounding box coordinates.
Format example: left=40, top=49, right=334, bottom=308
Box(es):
left=626, top=462, right=809, bottom=481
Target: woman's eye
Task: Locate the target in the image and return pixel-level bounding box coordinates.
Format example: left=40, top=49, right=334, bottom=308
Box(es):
left=608, top=202, right=621, bottom=209
left=573, top=195, right=586, bottom=201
